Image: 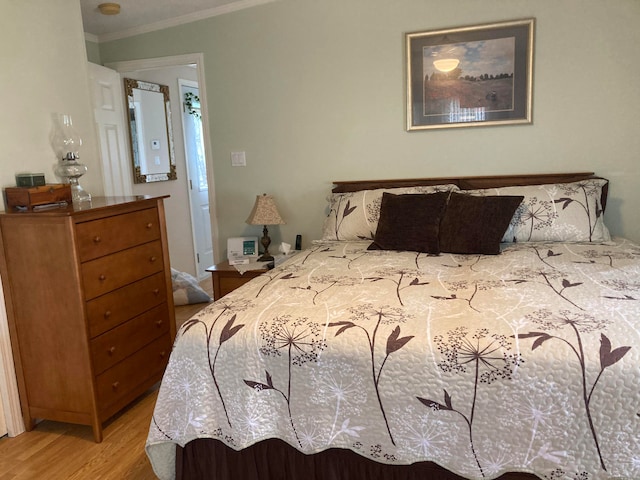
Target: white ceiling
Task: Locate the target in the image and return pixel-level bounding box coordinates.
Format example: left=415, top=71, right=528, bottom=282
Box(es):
left=80, top=0, right=275, bottom=41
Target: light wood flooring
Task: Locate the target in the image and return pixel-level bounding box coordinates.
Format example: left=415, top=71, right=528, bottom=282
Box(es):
left=0, top=278, right=214, bottom=480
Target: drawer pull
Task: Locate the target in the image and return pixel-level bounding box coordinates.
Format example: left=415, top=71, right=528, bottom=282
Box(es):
left=108, top=346, right=116, bottom=355
left=149, top=256, right=157, bottom=263
left=159, top=351, right=166, bottom=359
left=103, top=310, right=111, bottom=319
left=111, top=381, right=120, bottom=391
left=93, top=236, right=102, bottom=244
left=155, top=319, right=163, bottom=327
left=99, top=274, right=106, bottom=282
left=153, top=288, right=160, bottom=296
left=146, top=222, right=153, bottom=229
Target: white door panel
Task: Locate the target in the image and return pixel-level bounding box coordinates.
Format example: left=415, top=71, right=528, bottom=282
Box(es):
left=180, top=80, right=213, bottom=279
left=88, top=62, right=133, bottom=197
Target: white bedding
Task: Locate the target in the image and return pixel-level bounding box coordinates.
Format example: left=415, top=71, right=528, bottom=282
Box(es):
left=147, top=238, right=640, bottom=480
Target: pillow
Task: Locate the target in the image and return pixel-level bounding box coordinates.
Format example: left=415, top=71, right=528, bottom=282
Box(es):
left=367, top=191, right=450, bottom=253
left=171, top=268, right=212, bottom=306
left=467, top=179, right=610, bottom=243
left=322, top=184, right=459, bottom=241
left=439, top=193, right=524, bottom=255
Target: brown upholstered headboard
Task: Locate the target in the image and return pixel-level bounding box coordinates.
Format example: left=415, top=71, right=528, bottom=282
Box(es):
left=332, top=172, right=608, bottom=211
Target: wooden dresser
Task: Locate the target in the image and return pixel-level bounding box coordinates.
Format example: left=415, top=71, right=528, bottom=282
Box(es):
left=0, top=196, right=176, bottom=442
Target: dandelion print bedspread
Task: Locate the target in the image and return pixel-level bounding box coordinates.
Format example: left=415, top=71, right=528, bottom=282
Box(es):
left=146, top=239, right=640, bottom=480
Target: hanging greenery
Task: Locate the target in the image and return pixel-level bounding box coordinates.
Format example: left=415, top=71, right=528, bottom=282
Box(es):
left=184, top=92, right=201, bottom=119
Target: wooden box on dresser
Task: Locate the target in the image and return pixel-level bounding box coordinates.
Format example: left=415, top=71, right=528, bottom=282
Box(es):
left=0, top=195, right=176, bottom=442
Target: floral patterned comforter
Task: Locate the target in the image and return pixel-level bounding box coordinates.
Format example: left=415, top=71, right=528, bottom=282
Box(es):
left=146, top=239, right=640, bottom=480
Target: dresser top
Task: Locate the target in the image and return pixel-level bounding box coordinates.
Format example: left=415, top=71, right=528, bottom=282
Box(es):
left=0, top=195, right=169, bottom=218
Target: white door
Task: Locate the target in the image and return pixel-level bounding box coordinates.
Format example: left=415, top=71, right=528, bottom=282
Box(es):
left=179, top=80, right=213, bottom=278
left=87, top=62, right=133, bottom=197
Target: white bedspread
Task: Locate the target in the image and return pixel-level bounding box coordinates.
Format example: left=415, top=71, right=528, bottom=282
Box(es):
left=147, top=238, right=640, bottom=480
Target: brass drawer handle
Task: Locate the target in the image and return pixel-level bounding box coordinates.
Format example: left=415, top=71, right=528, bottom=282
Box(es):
left=93, top=236, right=101, bottom=244
left=108, top=346, right=116, bottom=355
left=111, top=381, right=119, bottom=391
left=98, top=274, right=106, bottom=282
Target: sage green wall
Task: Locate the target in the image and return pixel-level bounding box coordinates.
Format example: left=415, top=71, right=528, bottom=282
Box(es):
left=85, top=39, right=101, bottom=64
left=99, top=0, right=640, bottom=256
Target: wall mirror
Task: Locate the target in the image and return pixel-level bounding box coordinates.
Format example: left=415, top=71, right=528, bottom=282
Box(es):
left=124, top=78, right=177, bottom=183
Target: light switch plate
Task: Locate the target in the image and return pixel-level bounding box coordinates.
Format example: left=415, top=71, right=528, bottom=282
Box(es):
left=231, top=151, right=246, bottom=167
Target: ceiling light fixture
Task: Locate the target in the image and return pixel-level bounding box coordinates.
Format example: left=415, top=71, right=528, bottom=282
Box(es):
left=98, top=3, right=121, bottom=15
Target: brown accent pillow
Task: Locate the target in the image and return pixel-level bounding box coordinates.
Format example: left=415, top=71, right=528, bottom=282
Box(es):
left=368, top=192, right=450, bottom=253
left=439, top=193, right=524, bottom=255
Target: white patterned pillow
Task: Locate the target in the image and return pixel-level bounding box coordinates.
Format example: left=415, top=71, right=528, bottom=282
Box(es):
left=467, top=179, right=610, bottom=243
left=322, top=184, right=459, bottom=241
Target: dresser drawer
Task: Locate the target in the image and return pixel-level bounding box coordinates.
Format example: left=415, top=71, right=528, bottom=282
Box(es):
left=86, top=272, right=167, bottom=337
left=96, top=335, right=171, bottom=411
left=82, top=241, right=164, bottom=300
left=76, top=208, right=161, bottom=262
left=91, top=304, right=170, bottom=375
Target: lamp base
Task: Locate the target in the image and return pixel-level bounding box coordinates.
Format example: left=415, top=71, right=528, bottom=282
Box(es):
left=259, top=225, right=273, bottom=262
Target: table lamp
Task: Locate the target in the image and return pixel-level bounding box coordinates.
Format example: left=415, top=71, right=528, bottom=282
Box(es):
left=246, top=194, right=285, bottom=261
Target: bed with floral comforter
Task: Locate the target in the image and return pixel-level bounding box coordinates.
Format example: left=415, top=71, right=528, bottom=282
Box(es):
left=146, top=174, right=640, bottom=480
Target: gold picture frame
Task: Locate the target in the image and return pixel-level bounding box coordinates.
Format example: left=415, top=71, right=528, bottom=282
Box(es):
left=406, top=19, right=534, bottom=131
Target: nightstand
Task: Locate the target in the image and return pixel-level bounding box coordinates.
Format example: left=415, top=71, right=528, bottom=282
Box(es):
left=206, top=260, right=268, bottom=300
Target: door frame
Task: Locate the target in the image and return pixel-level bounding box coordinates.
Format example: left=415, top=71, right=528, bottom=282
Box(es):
left=0, top=275, right=25, bottom=436
left=107, top=53, right=219, bottom=269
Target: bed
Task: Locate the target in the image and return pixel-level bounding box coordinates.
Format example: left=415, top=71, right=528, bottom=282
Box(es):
left=146, top=173, right=640, bottom=480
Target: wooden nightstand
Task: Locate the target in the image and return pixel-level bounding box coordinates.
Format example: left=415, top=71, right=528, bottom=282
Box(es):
left=206, top=260, right=268, bottom=300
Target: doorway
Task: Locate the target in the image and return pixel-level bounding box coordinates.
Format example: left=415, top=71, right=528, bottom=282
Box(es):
left=105, top=54, right=218, bottom=278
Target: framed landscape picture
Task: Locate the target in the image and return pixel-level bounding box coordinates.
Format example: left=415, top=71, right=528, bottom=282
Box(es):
left=406, top=19, right=534, bottom=130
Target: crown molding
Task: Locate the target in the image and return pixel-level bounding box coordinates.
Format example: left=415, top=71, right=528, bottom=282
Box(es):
left=88, top=0, right=278, bottom=44
left=84, top=31, right=99, bottom=43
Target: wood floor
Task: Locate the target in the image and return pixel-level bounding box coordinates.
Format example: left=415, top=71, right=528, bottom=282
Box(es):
left=0, top=278, right=214, bottom=480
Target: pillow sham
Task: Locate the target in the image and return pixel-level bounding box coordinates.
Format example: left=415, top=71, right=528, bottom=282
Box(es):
left=467, top=179, right=610, bottom=243
left=367, top=191, right=450, bottom=253
left=322, top=184, right=459, bottom=241
left=439, top=193, right=524, bottom=255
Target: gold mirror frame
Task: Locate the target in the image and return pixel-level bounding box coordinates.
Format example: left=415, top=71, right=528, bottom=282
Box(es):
left=124, top=78, right=177, bottom=183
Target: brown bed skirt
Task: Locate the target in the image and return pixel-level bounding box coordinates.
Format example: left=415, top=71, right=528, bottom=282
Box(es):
left=176, top=438, right=541, bottom=480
